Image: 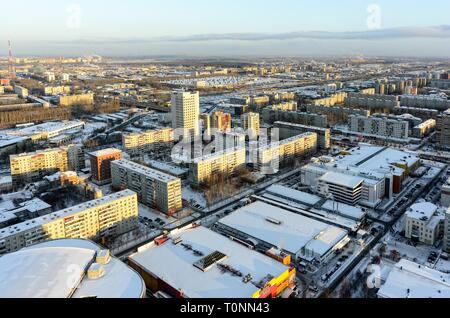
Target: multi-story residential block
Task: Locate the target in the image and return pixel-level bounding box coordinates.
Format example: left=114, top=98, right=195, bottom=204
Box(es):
left=189, top=147, right=246, bottom=185
left=274, top=121, right=331, bottom=150
left=89, top=148, right=122, bottom=185
left=58, top=93, right=94, bottom=107
left=171, top=90, right=200, bottom=140
left=412, top=119, right=436, bottom=138
left=111, top=159, right=182, bottom=214
left=0, top=190, right=138, bottom=255
left=122, top=128, right=174, bottom=155
left=262, top=108, right=328, bottom=128
left=211, top=110, right=232, bottom=133
left=241, top=112, right=260, bottom=140
left=444, top=209, right=450, bottom=253
left=405, top=202, right=445, bottom=246
left=437, top=110, right=450, bottom=149
left=348, top=115, right=409, bottom=140
left=306, top=104, right=370, bottom=125
left=10, top=144, right=85, bottom=186
left=251, top=132, right=318, bottom=174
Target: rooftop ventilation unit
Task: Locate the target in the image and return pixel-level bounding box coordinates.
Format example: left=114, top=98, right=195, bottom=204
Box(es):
left=87, top=263, right=105, bottom=280
left=194, top=251, right=227, bottom=272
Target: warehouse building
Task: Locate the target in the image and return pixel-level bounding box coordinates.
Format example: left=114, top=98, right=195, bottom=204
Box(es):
left=129, top=225, right=296, bottom=298
left=213, top=201, right=350, bottom=264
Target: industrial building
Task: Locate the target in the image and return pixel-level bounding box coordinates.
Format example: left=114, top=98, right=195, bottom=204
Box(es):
left=111, top=159, right=182, bottom=214
left=301, top=144, right=420, bottom=207
left=0, top=190, right=138, bottom=255
left=128, top=225, right=296, bottom=298
left=122, top=128, right=174, bottom=155
left=0, top=239, right=145, bottom=298
left=213, top=201, right=350, bottom=264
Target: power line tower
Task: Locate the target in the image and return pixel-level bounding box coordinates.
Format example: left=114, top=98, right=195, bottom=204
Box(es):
left=8, top=40, right=16, bottom=80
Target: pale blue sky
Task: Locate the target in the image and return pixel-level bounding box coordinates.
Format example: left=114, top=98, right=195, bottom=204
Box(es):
left=1, top=0, right=450, bottom=57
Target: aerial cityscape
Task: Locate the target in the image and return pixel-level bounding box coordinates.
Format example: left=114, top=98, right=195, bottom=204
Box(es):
left=1, top=0, right=450, bottom=303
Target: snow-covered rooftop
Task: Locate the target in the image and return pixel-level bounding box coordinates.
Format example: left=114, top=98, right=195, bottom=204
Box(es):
left=129, top=226, right=290, bottom=298
left=265, top=185, right=321, bottom=206
left=217, top=201, right=348, bottom=256
left=0, top=239, right=145, bottom=298
left=378, top=259, right=450, bottom=298
left=319, top=172, right=364, bottom=189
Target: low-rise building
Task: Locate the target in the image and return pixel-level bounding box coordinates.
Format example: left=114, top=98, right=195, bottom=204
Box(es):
left=378, top=259, right=450, bottom=298
left=405, top=202, right=445, bottom=245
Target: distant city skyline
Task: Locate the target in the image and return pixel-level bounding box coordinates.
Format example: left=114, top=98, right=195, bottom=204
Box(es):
left=2, top=0, right=450, bottom=57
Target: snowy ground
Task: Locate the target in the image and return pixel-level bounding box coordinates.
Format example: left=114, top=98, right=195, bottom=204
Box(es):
left=182, top=185, right=207, bottom=209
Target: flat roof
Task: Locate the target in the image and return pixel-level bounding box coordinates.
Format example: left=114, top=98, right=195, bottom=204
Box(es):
left=265, top=185, right=321, bottom=206
left=319, top=172, right=364, bottom=189
left=89, top=148, right=122, bottom=157
left=406, top=202, right=438, bottom=221
left=378, top=259, right=450, bottom=298
left=0, top=239, right=145, bottom=298
left=0, top=190, right=136, bottom=240
left=112, top=159, right=180, bottom=183
left=217, top=201, right=348, bottom=256
left=129, top=226, right=290, bottom=298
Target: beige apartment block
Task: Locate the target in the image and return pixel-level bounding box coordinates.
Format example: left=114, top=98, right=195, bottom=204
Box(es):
left=122, top=128, right=174, bottom=155
left=0, top=190, right=138, bottom=254
left=189, top=147, right=246, bottom=185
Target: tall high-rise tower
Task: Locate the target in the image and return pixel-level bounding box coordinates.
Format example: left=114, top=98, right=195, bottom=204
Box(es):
left=8, top=40, right=16, bottom=80
left=171, top=90, right=200, bottom=140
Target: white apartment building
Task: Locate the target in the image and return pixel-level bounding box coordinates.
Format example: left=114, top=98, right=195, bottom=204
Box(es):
left=10, top=144, right=85, bottom=186
left=189, top=147, right=246, bottom=185
left=348, top=115, right=409, bottom=140
left=171, top=90, right=200, bottom=140
left=0, top=190, right=138, bottom=255
left=122, top=128, right=174, bottom=155
left=111, top=159, right=182, bottom=214
left=405, top=202, right=445, bottom=245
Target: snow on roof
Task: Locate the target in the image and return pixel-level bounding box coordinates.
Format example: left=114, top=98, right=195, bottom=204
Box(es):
left=334, top=144, right=419, bottom=175
left=217, top=201, right=348, bottom=256
left=129, top=226, right=289, bottom=298
left=88, top=148, right=122, bottom=157
left=112, top=159, right=180, bottom=183
left=265, top=185, right=321, bottom=206
left=378, top=259, right=450, bottom=298
left=319, top=172, right=364, bottom=189
left=406, top=202, right=438, bottom=221
left=321, top=200, right=365, bottom=221
left=0, top=246, right=95, bottom=298
left=4, top=239, right=146, bottom=298
left=0, top=190, right=136, bottom=240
